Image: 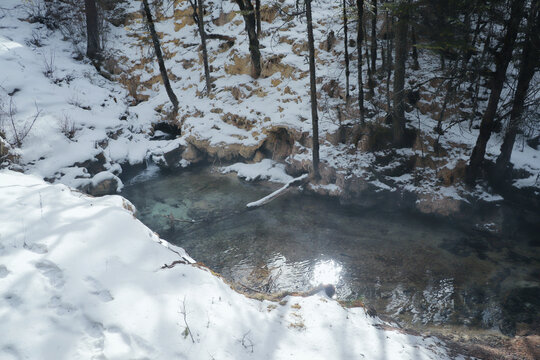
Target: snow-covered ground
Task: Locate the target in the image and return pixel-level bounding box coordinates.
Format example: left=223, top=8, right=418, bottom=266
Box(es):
left=1, top=0, right=538, bottom=197
left=0, top=170, right=462, bottom=359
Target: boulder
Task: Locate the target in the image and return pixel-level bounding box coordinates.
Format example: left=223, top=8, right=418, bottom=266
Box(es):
left=74, top=152, right=107, bottom=176
left=157, top=144, right=186, bottom=169
left=416, top=193, right=462, bottom=216
left=182, top=143, right=205, bottom=163
left=82, top=172, right=120, bottom=196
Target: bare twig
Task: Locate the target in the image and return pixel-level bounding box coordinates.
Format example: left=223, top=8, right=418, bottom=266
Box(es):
left=240, top=331, right=254, bottom=353
left=161, top=259, right=188, bottom=269
left=180, top=297, right=195, bottom=343
left=7, top=99, right=41, bottom=147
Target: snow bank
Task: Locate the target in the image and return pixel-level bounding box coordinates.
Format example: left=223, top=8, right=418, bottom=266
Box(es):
left=222, top=159, right=294, bottom=184
left=0, top=170, right=459, bottom=359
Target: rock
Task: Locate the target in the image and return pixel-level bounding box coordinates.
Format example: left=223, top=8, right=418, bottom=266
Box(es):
left=416, top=193, right=462, bottom=216
left=285, top=149, right=312, bottom=177
left=261, top=127, right=294, bottom=160
left=337, top=174, right=370, bottom=203
left=152, top=143, right=192, bottom=170
left=74, top=152, right=107, bottom=176
left=159, top=144, right=187, bottom=169
left=88, top=178, right=118, bottom=196
left=526, top=135, right=540, bottom=150
left=186, top=136, right=260, bottom=161
left=252, top=150, right=265, bottom=163
left=83, top=172, right=120, bottom=196
left=318, top=163, right=337, bottom=184
left=182, top=143, right=205, bottom=163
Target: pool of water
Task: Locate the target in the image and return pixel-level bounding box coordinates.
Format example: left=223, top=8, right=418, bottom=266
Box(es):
left=121, top=165, right=540, bottom=335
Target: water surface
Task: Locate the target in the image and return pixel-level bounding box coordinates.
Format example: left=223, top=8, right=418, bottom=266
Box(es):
left=121, top=165, right=539, bottom=334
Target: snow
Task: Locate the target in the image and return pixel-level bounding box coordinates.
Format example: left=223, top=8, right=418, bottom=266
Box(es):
left=1, top=0, right=538, bottom=203
left=222, top=159, right=294, bottom=184
left=246, top=173, right=309, bottom=208
left=0, top=170, right=461, bottom=359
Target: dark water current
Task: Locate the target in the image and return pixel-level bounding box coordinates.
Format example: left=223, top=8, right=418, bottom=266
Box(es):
left=121, top=165, right=540, bottom=335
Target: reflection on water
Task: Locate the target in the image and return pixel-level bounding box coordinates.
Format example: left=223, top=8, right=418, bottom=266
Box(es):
left=121, top=166, right=540, bottom=335
left=311, top=260, right=343, bottom=287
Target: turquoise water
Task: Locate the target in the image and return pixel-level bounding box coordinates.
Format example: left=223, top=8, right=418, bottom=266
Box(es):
left=121, top=165, right=539, bottom=334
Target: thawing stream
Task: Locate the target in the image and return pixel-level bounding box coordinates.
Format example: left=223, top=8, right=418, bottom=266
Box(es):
left=121, top=165, right=539, bottom=335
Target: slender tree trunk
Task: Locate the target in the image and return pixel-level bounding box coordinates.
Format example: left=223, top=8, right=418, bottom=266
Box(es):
left=385, top=12, right=392, bottom=114
left=466, top=0, right=525, bottom=185
left=191, top=0, right=212, bottom=95
left=343, top=0, right=350, bottom=100
left=255, top=0, right=261, bottom=36
left=142, top=0, right=179, bottom=112
left=411, top=26, right=419, bottom=70
left=357, top=0, right=365, bottom=124
left=469, top=26, right=492, bottom=130
left=85, top=0, right=100, bottom=60
left=381, top=4, right=388, bottom=70
left=371, top=0, right=377, bottom=71
left=494, top=4, right=539, bottom=178
left=392, top=0, right=408, bottom=146
left=234, top=0, right=262, bottom=78
left=364, top=21, right=375, bottom=96
left=306, top=0, right=320, bottom=180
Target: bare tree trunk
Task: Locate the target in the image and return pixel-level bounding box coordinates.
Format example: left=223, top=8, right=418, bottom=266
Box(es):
left=469, top=27, right=492, bottom=130
left=85, top=0, right=100, bottom=60
left=466, top=0, right=525, bottom=185
left=371, top=0, right=377, bottom=71
left=234, top=0, right=262, bottom=78
left=306, top=0, right=320, bottom=180
left=142, top=0, right=179, bottom=112
left=357, top=0, right=365, bottom=124
left=494, top=3, right=539, bottom=178
left=392, top=0, right=408, bottom=147
left=381, top=2, right=389, bottom=70
left=410, top=25, right=419, bottom=70
left=189, top=0, right=212, bottom=95
left=364, top=21, right=375, bottom=97
left=343, top=0, right=350, bottom=100
left=255, top=0, right=261, bottom=36
left=385, top=13, right=392, bottom=114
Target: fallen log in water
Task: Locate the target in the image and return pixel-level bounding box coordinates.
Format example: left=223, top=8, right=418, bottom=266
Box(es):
left=246, top=174, right=309, bottom=208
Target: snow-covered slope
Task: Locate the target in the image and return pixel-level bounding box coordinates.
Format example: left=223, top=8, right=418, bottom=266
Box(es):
left=1, top=0, right=538, bottom=201
left=0, top=170, right=460, bottom=359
